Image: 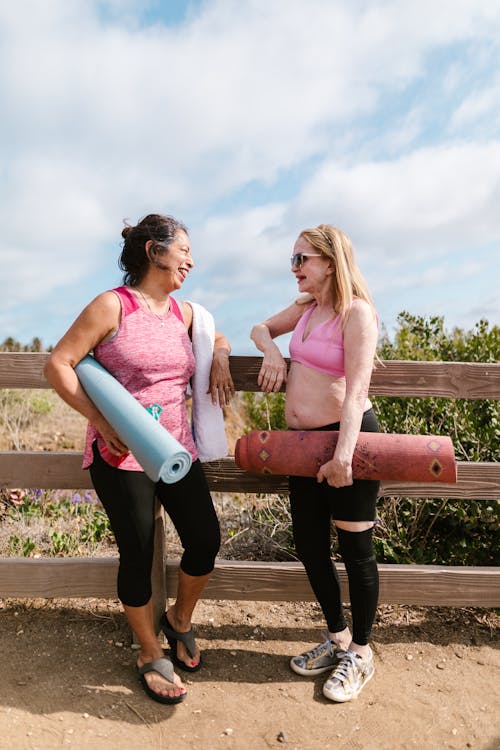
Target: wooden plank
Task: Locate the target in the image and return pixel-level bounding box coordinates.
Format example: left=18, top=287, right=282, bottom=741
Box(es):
left=229, top=357, right=500, bottom=399
left=0, top=557, right=118, bottom=598
left=0, top=352, right=50, bottom=388
left=1, top=352, right=500, bottom=399
left=0, top=557, right=498, bottom=606
left=0, top=452, right=498, bottom=499
left=170, top=560, right=500, bottom=607
left=368, top=360, right=500, bottom=400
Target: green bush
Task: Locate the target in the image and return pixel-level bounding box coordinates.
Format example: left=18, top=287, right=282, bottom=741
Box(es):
left=244, top=313, right=500, bottom=566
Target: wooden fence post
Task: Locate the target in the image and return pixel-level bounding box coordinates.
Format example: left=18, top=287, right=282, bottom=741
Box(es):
left=151, top=499, right=167, bottom=634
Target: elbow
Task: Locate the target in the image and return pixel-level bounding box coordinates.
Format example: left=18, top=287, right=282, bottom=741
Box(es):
left=250, top=323, right=267, bottom=346
left=345, top=384, right=370, bottom=409
left=43, top=352, right=71, bottom=387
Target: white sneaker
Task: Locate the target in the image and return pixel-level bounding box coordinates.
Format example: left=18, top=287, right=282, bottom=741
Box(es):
left=322, top=648, right=374, bottom=702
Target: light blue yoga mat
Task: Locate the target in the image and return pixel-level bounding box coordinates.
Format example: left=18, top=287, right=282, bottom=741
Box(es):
left=75, top=355, right=192, bottom=483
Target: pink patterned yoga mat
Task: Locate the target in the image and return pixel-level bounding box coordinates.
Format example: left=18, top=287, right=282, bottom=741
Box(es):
left=235, top=430, right=457, bottom=483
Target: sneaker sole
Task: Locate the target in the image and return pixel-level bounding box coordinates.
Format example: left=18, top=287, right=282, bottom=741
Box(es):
left=322, top=666, right=375, bottom=702
left=290, top=658, right=336, bottom=677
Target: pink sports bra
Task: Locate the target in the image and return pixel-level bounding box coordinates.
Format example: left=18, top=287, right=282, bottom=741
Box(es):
left=289, top=304, right=345, bottom=378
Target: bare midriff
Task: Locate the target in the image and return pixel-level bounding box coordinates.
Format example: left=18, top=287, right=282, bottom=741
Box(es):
left=285, top=361, right=372, bottom=429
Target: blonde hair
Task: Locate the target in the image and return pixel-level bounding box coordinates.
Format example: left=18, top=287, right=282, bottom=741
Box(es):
left=297, top=224, right=375, bottom=329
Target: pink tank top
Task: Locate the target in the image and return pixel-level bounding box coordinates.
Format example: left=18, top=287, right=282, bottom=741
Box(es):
left=289, top=303, right=345, bottom=378
left=82, top=286, right=198, bottom=470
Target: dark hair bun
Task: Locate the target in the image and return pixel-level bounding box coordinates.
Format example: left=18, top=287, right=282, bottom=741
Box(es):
left=121, top=224, right=134, bottom=240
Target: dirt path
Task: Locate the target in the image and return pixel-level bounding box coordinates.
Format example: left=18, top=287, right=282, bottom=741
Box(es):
left=0, top=598, right=498, bottom=750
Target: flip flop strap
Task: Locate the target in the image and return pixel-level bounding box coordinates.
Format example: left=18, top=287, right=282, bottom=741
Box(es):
left=138, top=657, right=175, bottom=684
left=163, top=620, right=197, bottom=659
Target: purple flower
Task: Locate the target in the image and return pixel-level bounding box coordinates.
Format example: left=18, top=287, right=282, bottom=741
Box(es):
left=71, top=492, right=82, bottom=505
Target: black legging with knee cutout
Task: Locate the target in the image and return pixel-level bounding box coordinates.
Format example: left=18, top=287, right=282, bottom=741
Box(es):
left=290, top=498, right=379, bottom=644
left=289, top=410, right=380, bottom=645
left=89, top=442, right=220, bottom=607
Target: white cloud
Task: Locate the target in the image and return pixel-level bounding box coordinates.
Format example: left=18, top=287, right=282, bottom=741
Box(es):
left=1, top=0, right=499, bottom=347
left=288, top=141, right=500, bottom=257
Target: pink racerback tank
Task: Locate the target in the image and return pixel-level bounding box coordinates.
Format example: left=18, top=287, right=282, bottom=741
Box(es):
left=82, top=286, right=198, bottom=470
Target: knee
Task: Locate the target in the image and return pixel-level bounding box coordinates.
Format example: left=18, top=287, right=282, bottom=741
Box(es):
left=334, top=520, right=374, bottom=532
left=181, top=526, right=221, bottom=576
left=336, top=526, right=376, bottom=564
left=117, top=563, right=152, bottom=607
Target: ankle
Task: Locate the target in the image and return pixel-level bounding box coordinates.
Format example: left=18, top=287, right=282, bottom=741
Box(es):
left=138, top=643, right=164, bottom=663
left=166, top=607, right=191, bottom=632
left=328, top=626, right=351, bottom=650
left=349, top=643, right=372, bottom=660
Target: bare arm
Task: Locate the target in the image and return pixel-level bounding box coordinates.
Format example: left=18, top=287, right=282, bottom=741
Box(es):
left=250, top=301, right=309, bottom=393
left=43, top=292, right=128, bottom=456
left=318, top=300, right=378, bottom=487
left=209, top=330, right=234, bottom=407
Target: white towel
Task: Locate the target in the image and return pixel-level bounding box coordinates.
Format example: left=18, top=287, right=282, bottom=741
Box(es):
left=188, top=301, right=228, bottom=462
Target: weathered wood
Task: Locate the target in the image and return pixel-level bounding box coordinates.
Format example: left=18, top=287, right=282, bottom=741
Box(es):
left=229, top=357, right=500, bottom=399
left=1, top=352, right=499, bottom=399
left=368, top=360, right=500, bottom=400
left=0, top=557, right=118, bottom=598
left=151, top=501, right=167, bottom=631
left=168, top=560, right=500, bottom=607
left=0, top=557, right=498, bottom=606
left=0, top=452, right=498, bottom=499
left=0, top=352, right=50, bottom=388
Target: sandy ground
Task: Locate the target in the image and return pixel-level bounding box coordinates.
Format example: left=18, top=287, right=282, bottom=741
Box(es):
left=0, top=597, right=498, bottom=750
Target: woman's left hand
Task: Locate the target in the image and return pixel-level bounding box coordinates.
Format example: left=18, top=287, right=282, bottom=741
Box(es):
left=317, top=458, right=353, bottom=487
left=208, top=350, right=235, bottom=407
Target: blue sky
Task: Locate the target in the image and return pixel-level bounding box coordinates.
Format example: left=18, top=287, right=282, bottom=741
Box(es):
left=1, top=0, right=499, bottom=354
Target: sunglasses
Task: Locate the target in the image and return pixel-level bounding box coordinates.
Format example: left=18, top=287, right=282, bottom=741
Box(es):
left=290, top=252, right=323, bottom=269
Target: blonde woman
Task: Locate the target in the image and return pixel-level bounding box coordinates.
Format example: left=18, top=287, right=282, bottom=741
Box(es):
left=251, top=224, right=379, bottom=702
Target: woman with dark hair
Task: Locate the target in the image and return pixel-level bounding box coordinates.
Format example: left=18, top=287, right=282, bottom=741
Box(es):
left=251, top=224, right=379, bottom=703
left=45, top=213, right=234, bottom=704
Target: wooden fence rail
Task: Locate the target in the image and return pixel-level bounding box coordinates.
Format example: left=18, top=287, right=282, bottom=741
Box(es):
left=0, top=352, right=499, bottom=609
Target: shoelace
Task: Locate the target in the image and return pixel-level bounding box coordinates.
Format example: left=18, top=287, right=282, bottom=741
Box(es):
left=330, top=651, right=360, bottom=683
left=302, top=634, right=336, bottom=660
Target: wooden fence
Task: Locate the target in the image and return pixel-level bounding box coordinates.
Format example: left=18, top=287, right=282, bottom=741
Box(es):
left=0, top=352, right=499, bottom=616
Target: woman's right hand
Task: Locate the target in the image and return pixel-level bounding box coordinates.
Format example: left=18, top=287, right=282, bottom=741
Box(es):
left=94, top=415, right=129, bottom=457
left=257, top=344, right=288, bottom=393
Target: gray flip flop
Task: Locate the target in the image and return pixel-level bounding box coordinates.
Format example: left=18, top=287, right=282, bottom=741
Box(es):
left=136, top=656, right=186, bottom=705
left=160, top=612, right=202, bottom=672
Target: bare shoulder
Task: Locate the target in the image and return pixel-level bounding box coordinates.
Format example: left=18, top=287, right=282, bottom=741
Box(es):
left=347, top=298, right=378, bottom=326
left=49, top=291, right=121, bottom=364
left=88, top=290, right=122, bottom=314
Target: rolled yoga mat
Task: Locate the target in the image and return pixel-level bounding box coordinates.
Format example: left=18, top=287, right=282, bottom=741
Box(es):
left=235, top=430, right=457, bottom=483
left=75, top=355, right=192, bottom=483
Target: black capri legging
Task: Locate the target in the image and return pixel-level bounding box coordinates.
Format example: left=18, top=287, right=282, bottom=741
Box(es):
left=89, top=442, right=220, bottom=607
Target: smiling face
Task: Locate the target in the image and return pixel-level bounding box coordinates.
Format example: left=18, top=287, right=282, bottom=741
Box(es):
left=149, top=229, right=194, bottom=289
left=168, top=230, right=194, bottom=287
left=291, top=235, right=332, bottom=295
